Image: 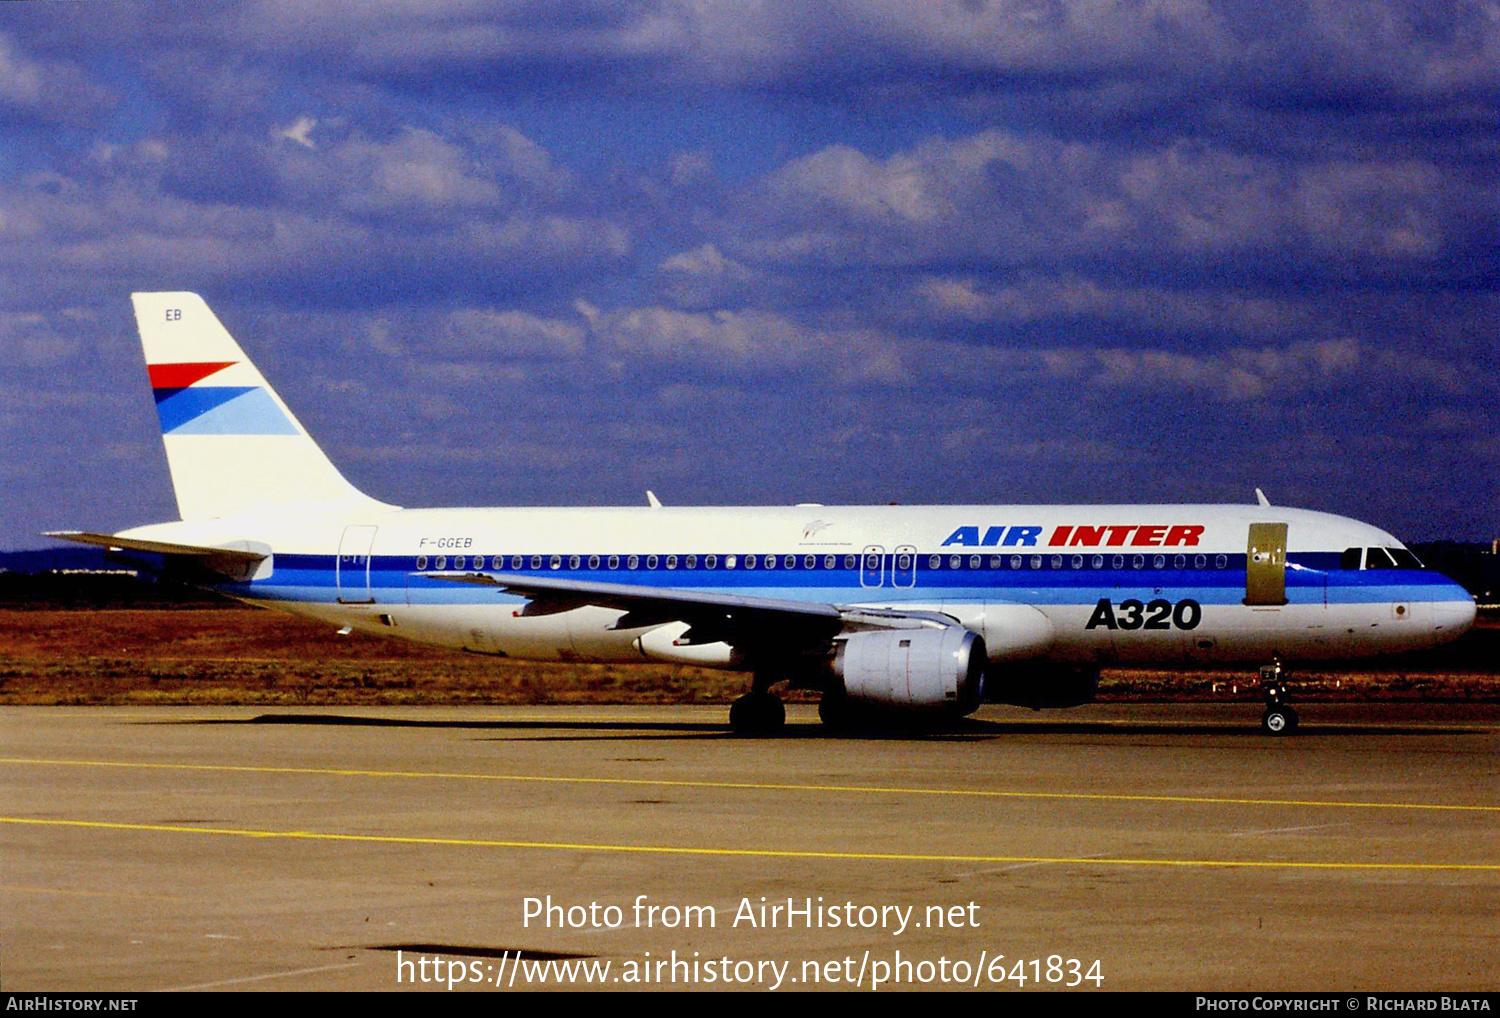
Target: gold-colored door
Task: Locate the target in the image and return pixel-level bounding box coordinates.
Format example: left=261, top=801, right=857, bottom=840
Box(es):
left=1244, top=522, right=1287, bottom=606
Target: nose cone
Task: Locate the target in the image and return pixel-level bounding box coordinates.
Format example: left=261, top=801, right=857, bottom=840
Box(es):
left=1431, top=586, right=1477, bottom=641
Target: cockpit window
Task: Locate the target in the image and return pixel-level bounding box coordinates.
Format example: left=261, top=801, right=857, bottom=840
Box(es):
left=1364, top=547, right=1396, bottom=569
left=1389, top=548, right=1423, bottom=570
left=1341, top=547, right=1362, bottom=570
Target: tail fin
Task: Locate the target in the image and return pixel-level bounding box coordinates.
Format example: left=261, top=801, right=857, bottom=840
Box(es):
left=132, top=292, right=389, bottom=520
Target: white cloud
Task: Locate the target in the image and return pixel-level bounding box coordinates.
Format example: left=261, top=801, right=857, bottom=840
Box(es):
left=1037, top=337, right=1364, bottom=401
left=748, top=128, right=1476, bottom=270
left=661, top=243, right=749, bottom=278
left=334, top=128, right=501, bottom=212
left=916, top=274, right=1317, bottom=337
left=275, top=115, right=317, bottom=149
left=0, top=31, right=113, bottom=125
left=478, top=124, right=574, bottom=193
left=0, top=32, right=43, bottom=105
left=446, top=308, right=587, bottom=358
left=769, top=144, right=950, bottom=226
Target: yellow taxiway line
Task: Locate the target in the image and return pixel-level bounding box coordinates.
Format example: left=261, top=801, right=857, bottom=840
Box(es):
left=3, top=816, right=1498, bottom=871
left=3, top=755, right=1497, bottom=813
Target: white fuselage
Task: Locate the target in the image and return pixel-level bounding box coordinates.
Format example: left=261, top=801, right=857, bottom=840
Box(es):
left=120, top=501, right=1477, bottom=670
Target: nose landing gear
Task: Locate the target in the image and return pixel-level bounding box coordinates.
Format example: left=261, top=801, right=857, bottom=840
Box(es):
left=1259, top=658, right=1299, bottom=735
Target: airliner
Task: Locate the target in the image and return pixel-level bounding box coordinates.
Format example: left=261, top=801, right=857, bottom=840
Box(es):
left=51, top=293, right=1477, bottom=734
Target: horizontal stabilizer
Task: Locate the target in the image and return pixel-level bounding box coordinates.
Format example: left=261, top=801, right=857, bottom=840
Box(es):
left=45, top=531, right=271, bottom=581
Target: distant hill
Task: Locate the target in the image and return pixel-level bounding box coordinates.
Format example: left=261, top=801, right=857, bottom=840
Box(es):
left=1410, top=542, right=1499, bottom=606
left=0, top=545, right=235, bottom=608
left=0, top=546, right=120, bottom=573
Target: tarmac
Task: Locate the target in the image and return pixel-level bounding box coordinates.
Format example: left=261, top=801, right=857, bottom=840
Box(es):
left=3, top=702, right=1498, bottom=992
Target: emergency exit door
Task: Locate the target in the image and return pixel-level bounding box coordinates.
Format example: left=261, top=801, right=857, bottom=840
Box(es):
left=1244, top=522, right=1288, bottom=606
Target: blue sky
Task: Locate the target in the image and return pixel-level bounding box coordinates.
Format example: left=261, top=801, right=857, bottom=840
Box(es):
left=1, top=0, right=1496, bottom=547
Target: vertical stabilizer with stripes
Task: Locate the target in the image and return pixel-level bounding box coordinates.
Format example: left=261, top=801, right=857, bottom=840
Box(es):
left=132, top=292, right=388, bottom=520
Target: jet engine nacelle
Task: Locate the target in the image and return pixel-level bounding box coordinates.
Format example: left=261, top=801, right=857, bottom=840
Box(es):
left=832, top=627, right=986, bottom=714
left=984, top=663, right=1100, bottom=709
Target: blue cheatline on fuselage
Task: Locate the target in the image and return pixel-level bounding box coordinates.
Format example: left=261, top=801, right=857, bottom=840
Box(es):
left=213, top=551, right=1467, bottom=609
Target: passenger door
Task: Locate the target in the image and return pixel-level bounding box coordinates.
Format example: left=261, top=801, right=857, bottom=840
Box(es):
left=1244, top=522, right=1288, bottom=606
left=337, top=524, right=378, bottom=604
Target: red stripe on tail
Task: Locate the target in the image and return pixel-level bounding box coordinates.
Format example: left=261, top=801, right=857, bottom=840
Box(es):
left=148, top=361, right=235, bottom=389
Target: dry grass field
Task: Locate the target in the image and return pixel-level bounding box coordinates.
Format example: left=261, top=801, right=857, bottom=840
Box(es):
left=0, top=606, right=1495, bottom=707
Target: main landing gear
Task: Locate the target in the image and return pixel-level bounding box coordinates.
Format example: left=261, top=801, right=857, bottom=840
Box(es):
left=729, top=674, right=786, bottom=736
left=1258, top=657, right=1299, bottom=735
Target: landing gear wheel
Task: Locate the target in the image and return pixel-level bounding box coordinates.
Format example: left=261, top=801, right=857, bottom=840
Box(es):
left=1261, top=706, right=1298, bottom=735
left=729, top=692, right=785, bottom=735
left=1257, top=657, right=1299, bottom=735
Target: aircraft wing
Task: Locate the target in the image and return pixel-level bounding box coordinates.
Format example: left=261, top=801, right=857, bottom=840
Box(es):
left=425, top=571, right=958, bottom=646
